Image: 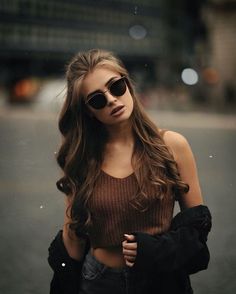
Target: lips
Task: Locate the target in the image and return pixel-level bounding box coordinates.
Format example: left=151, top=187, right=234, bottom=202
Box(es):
left=110, top=105, right=125, bottom=115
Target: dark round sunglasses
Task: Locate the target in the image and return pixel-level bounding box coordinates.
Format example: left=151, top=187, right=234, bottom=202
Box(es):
left=85, top=76, right=127, bottom=110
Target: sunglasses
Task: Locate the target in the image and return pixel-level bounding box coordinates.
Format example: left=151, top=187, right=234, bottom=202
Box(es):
left=85, top=76, right=127, bottom=110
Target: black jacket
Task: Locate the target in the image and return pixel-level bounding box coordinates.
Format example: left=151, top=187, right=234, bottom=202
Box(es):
left=48, top=205, right=212, bottom=294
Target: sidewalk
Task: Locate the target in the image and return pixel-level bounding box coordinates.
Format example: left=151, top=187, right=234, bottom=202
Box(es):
left=148, top=109, right=236, bottom=130
left=0, top=103, right=236, bottom=129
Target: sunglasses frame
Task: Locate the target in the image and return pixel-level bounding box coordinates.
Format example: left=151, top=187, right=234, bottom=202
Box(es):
left=84, top=76, right=127, bottom=110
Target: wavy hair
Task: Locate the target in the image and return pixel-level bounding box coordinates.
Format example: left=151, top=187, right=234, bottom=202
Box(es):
left=56, top=49, right=189, bottom=238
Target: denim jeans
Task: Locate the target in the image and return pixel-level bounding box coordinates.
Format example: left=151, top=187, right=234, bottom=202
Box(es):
left=78, top=249, right=150, bottom=294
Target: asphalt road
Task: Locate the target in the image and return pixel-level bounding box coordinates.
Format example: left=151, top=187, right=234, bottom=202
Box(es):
left=0, top=105, right=236, bottom=294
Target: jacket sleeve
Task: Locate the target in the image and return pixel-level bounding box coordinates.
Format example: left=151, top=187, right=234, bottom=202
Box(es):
left=47, top=230, right=90, bottom=294
left=130, top=205, right=212, bottom=274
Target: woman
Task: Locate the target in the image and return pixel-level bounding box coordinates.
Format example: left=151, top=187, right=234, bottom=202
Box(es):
left=48, top=49, right=212, bottom=294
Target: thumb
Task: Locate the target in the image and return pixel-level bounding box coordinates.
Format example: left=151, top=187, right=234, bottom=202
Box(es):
left=124, top=234, right=135, bottom=241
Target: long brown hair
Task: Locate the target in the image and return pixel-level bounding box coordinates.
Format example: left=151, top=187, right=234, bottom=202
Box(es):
left=56, top=49, right=189, bottom=238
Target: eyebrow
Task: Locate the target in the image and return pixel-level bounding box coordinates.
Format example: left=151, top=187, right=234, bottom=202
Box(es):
left=86, top=76, right=119, bottom=99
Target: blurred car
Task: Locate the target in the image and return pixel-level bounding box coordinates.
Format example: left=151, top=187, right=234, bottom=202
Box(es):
left=8, top=77, right=41, bottom=103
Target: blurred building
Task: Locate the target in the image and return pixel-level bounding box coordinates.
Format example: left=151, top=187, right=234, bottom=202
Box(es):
left=202, top=0, right=236, bottom=107
left=1, top=0, right=234, bottom=110
left=0, top=0, right=166, bottom=102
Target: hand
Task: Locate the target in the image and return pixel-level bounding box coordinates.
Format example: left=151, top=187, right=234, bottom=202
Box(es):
left=122, top=234, right=137, bottom=267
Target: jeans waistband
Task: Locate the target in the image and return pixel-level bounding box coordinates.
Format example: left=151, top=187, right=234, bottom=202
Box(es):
left=85, top=249, right=129, bottom=274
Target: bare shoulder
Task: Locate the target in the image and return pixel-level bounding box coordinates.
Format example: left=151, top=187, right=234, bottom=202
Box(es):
left=161, top=129, right=189, bottom=147
left=160, top=129, right=191, bottom=161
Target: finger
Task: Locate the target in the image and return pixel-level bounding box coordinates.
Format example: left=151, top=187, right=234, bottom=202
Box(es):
left=122, top=241, right=137, bottom=250
left=123, top=238, right=137, bottom=245
left=122, top=240, right=127, bottom=247
left=124, top=234, right=136, bottom=242
left=122, top=249, right=137, bottom=256
left=125, top=259, right=135, bottom=267
left=124, top=255, right=136, bottom=261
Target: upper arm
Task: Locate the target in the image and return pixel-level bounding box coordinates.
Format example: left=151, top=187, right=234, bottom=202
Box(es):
left=64, top=196, right=72, bottom=227
left=162, top=131, right=204, bottom=210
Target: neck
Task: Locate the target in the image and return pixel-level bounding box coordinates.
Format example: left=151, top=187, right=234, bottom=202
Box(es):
left=105, top=120, right=134, bottom=145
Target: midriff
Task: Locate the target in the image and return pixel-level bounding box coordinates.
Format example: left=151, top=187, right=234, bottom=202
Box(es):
left=91, top=245, right=127, bottom=268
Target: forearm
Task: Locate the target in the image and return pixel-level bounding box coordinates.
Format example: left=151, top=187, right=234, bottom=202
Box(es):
left=62, top=224, right=87, bottom=261
left=62, top=195, right=87, bottom=261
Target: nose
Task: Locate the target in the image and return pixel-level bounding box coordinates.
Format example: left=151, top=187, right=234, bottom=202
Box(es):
left=105, top=91, right=118, bottom=106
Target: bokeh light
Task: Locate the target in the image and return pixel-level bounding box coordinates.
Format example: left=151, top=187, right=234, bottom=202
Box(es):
left=202, top=68, right=220, bottom=84
left=129, top=25, right=147, bottom=40
left=181, top=68, right=199, bottom=85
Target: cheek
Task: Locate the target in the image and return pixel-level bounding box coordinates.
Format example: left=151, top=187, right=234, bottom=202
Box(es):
left=130, top=96, right=134, bottom=108
left=86, top=107, right=96, bottom=118
left=126, top=94, right=134, bottom=111
left=93, top=110, right=109, bottom=122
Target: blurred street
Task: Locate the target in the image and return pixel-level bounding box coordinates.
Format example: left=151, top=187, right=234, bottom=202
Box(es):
left=0, top=0, right=236, bottom=293
left=0, top=104, right=236, bottom=294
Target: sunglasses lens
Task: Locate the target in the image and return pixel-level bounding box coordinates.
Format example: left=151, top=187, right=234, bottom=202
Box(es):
left=88, top=94, right=107, bottom=109
left=86, top=78, right=127, bottom=110
left=110, top=78, right=127, bottom=97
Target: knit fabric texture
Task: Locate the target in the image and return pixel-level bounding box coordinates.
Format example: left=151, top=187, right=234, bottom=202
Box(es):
left=87, top=169, right=175, bottom=248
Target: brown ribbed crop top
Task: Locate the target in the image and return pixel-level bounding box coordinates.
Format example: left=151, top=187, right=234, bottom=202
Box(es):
left=87, top=129, right=175, bottom=248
